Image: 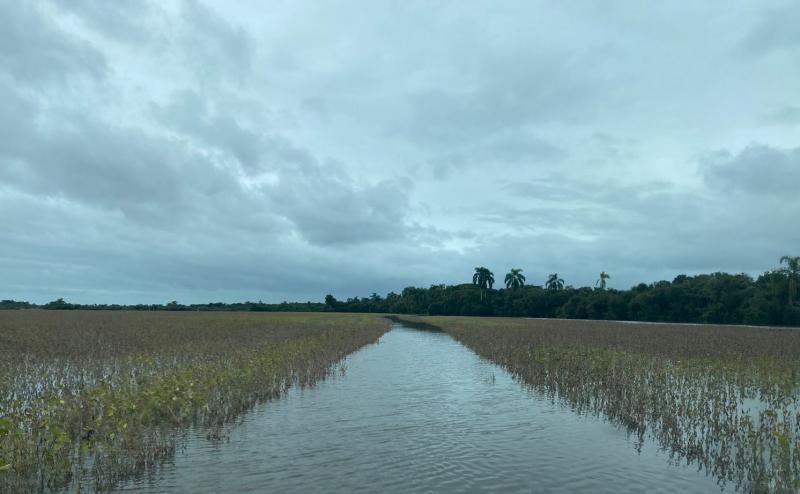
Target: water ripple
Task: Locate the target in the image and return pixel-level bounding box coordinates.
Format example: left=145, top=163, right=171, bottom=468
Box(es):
left=117, top=325, right=721, bottom=493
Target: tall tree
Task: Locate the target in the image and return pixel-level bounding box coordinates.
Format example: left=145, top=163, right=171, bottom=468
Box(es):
left=472, top=267, right=495, bottom=301
left=596, top=271, right=611, bottom=290
left=504, top=268, right=526, bottom=290
left=545, top=273, right=564, bottom=292
left=780, top=255, right=800, bottom=305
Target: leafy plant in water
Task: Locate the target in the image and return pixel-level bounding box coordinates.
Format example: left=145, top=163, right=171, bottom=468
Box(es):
left=399, top=315, right=800, bottom=492
left=0, top=311, right=390, bottom=492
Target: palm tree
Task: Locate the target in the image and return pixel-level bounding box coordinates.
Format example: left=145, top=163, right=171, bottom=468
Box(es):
left=545, top=273, right=564, bottom=292
left=596, top=271, right=610, bottom=290
left=504, top=268, right=526, bottom=290
left=780, top=255, right=800, bottom=305
left=472, top=267, right=495, bottom=301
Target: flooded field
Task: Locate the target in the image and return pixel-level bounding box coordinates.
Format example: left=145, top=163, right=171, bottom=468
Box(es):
left=119, top=324, right=720, bottom=493
left=401, top=316, right=800, bottom=492
left=0, top=311, right=390, bottom=492
left=3, top=313, right=797, bottom=492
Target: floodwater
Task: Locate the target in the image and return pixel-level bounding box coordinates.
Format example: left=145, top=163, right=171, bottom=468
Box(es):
left=117, top=324, right=721, bottom=493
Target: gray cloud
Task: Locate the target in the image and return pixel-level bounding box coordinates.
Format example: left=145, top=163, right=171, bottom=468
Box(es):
left=179, top=0, right=254, bottom=84
left=52, top=0, right=155, bottom=43
left=429, top=131, right=565, bottom=180
left=702, top=144, right=800, bottom=196
left=766, top=106, right=800, bottom=125
left=400, top=52, right=593, bottom=147
left=0, top=1, right=106, bottom=85
left=743, top=4, right=800, bottom=54
left=152, top=89, right=263, bottom=167
left=0, top=0, right=797, bottom=304
left=0, top=110, right=238, bottom=223
left=267, top=161, right=413, bottom=246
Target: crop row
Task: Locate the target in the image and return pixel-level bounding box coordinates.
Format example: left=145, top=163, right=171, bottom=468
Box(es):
left=398, top=316, right=800, bottom=492
left=0, top=311, right=390, bottom=492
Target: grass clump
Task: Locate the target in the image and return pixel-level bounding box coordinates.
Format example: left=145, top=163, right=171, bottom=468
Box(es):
left=398, top=315, right=800, bottom=492
left=0, top=311, right=390, bottom=492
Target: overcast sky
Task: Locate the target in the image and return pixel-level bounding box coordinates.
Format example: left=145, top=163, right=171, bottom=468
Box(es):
left=1, top=1, right=799, bottom=304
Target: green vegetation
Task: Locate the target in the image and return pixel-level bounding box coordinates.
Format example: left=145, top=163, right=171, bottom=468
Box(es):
left=326, top=257, right=800, bottom=327
left=596, top=271, right=610, bottom=290
left=6, top=256, right=800, bottom=328
left=545, top=273, right=565, bottom=292
left=0, top=299, right=326, bottom=312
left=396, top=315, right=800, bottom=492
left=472, top=267, right=495, bottom=301
left=780, top=256, right=799, bottom=306
left=0, top=311, right=390, bottom=492
left=504, top=268, right=525, bottom=290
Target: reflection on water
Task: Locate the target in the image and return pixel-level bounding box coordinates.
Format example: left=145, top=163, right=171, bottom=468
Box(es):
left=117, top=325, right=719, bottom=493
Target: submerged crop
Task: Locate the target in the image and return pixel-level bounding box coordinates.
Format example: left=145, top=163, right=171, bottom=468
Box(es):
left=398, top=316, right=800, bottom=492
left=0, top=311, right=390, bottom=492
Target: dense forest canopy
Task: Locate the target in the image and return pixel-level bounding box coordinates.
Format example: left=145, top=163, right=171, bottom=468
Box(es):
left=325, top=270, right=799, bottom=326
left=3, top=256, right=799, bottom=327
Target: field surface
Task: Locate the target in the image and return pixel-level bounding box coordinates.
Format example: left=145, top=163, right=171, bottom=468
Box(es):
left=0, top=311, right=390, bottom=492
left=4, top=311, right=799, bottom=492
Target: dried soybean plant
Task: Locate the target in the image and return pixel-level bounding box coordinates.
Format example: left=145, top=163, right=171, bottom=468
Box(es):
left=402, top=316, right=800, bottom=493
left=0, top=311, right=390, bottom=492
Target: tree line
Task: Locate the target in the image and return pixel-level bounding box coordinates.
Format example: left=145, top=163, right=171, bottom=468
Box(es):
left=0, top=299, right=324, bottom=312
left=324, top=256, right=800, bottom=326
left=2, top=255, right=798, bottom=327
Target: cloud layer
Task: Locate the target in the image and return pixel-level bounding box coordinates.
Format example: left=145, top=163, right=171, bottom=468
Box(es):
left=1, top=0, right=798, bottom=304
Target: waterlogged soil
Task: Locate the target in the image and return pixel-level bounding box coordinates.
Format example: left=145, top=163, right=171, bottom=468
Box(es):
left=116, top=324, right=721, bottom=493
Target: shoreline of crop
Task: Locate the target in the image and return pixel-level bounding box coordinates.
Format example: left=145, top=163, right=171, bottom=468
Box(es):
left=395, top=315, right=800, bottom=492
left=521, top=316, right=799, bottom=331
left=0, top=312, right=391, bottom=493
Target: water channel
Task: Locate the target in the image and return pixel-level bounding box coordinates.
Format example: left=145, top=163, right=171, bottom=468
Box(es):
left=117, top=323, right=721, bottom=493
